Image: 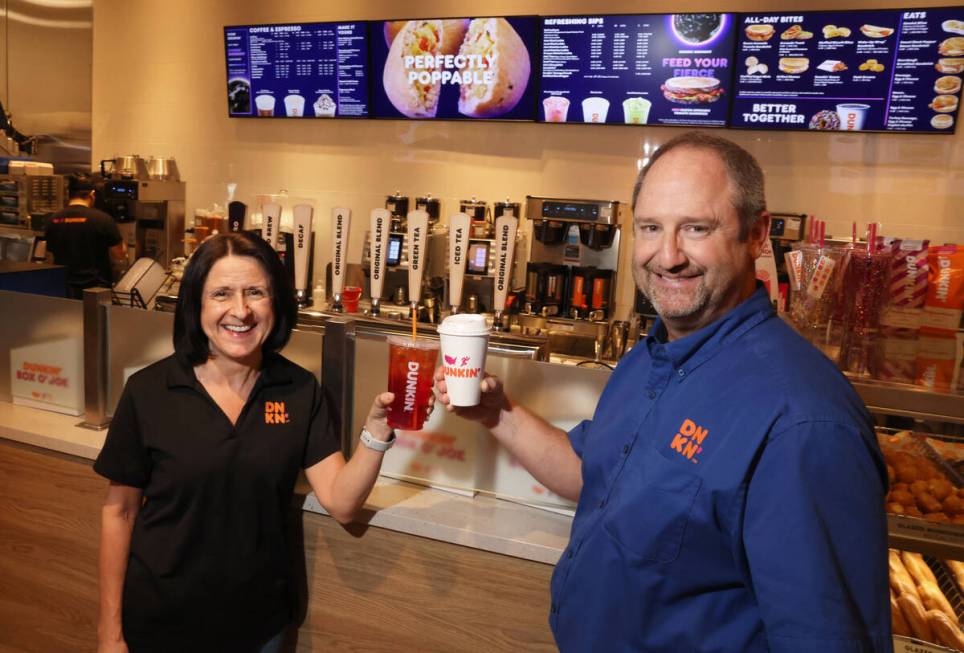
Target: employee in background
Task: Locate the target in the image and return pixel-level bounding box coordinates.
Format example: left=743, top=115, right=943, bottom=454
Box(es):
left=45, top=174, right=127, bottom=299
left=435, top=131, right=890, bottom=652
left=94, top=232, right=401, bottom=652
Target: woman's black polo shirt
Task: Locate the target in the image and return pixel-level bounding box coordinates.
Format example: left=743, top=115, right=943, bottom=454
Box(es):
left=94, top=353, right=340, bottom=652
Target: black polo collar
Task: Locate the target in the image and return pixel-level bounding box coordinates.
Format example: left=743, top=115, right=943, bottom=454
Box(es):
left=166, top=352, right=294, bottom=390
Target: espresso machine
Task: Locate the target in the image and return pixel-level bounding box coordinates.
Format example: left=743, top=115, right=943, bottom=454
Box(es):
left=523, top=196, right=622, bottom=321
left=99, top=155, right=185, bottom=268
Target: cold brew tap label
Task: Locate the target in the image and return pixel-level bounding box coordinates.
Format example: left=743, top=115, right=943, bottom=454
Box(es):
left=539, top=13, right=736, bottom=126
left=732, top=8, right=963, bottom=132
left=261, top=202, right=281, bottom=250
left=224, top=22, right=369, bottom=118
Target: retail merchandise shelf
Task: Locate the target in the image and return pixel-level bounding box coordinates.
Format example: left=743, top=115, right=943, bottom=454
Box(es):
left=850, top=378, right=964, bottom=425
left=889, top=515, right=964, bottom=561
left=894, top=635, right=957, bottom=652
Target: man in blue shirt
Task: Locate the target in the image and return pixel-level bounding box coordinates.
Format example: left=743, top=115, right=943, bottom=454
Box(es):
left=434, top=131, right=891, bottom=651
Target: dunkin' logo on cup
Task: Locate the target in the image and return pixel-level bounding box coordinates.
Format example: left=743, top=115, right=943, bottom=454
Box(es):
left=403, top=362, right=420, bottom=413
left=443, top=354, right=480, bottom=378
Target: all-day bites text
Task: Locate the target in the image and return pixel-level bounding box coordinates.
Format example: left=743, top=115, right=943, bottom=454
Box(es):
left=732, top=8, right=964, bottom=133
left=539, top=14, right=734, bottom=126
left=223, top=22, right=369, bottom=118
left=372, top=16, right=538, bottom=120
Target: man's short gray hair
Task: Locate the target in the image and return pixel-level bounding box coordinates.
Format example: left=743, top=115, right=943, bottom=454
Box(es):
left=631, top=131, right=767, bottom=241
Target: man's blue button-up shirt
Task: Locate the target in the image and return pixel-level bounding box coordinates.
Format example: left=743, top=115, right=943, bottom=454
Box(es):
left=550, top=287, right=891, bottom=652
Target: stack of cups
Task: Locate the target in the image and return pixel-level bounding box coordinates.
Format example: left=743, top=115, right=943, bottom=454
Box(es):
left=437, top=314, right=491, bottom=407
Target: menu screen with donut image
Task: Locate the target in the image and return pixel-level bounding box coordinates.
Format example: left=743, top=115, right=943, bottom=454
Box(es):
left=370, top=16, right=540, bottom=120
left=223, top=22, right=369, bottom=118
left=732, top=7, right=962, bottom=133
left=537, top=13, right=737, bottom=127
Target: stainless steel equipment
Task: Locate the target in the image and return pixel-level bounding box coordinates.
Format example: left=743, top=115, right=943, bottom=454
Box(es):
left=524, top=196, right=622, bottom=321
left=100, top=163, right=186, bottom=268
left=0, top=173, right=67, bottom=229
left=145, top=156, right=180, bottom=181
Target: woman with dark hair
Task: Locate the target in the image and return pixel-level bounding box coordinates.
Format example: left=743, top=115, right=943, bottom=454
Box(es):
left=94, top=232, right=401, bottom=653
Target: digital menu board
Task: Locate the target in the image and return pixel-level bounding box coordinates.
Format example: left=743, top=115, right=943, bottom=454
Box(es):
left=732, top=8, right=963, bottom=132
left=538, top=14, right=737, bottom=127
left=224, top=22, right=369, bottom=118
left=370, top=16, right=540, bottom=120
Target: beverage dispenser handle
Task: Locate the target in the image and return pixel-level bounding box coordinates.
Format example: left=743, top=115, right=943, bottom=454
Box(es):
left=292, top=204, right=313, bottom=305
left=493, top=213, right=519, bottom=316
left=369, top=208, right=390, bottom=309
left=227, top=201, right=247, bottom=233
left=406, top=209, right=429, bottom=308
left=261, top=202, right=282, bottom=250
left=331, top=207, right=352, bottom=310
left=448, top=212, right=471, bottom=312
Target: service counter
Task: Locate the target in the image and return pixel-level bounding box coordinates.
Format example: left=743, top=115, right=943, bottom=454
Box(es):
left=0, top=289, right=574, bottom=650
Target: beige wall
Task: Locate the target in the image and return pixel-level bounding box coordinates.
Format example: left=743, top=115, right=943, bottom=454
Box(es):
left=92, top=0, right=964, bottom=318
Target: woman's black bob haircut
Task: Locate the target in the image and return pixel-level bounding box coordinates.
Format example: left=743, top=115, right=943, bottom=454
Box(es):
left=173, top=231, right=298, bottom=366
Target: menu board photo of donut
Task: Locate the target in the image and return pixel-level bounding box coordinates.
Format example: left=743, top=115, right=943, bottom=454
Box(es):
left=370, top=16, right=539, bottom=120
left=538, top=13, right=736, bottom=127
left=223, top=22, right=369, bottom=118
left=731, top=8, right=963, bottom=133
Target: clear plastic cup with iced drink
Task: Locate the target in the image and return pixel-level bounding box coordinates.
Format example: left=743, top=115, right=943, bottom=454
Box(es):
left=543, top=96, right=570, bottom=123
left=622, top=97, right=652, bottom=124
left=386, top=336, right=439, bottom=431
left=437, top=314, right=491, bottom=407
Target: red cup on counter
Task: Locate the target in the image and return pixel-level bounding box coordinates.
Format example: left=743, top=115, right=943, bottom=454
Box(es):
left=386, top=336, right=439, bottom=431
left=342, top=285, right=362, bottom=313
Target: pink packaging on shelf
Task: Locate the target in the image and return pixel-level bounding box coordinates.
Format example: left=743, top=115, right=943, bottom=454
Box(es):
left=880, top=239, right=929, bottom=332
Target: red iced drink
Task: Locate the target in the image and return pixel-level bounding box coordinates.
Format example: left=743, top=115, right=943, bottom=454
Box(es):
left=386, top=336, right=439, bottom=431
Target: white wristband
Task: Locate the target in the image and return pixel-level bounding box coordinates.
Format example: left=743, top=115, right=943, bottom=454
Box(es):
left=360, top=427, right=395, bottom=453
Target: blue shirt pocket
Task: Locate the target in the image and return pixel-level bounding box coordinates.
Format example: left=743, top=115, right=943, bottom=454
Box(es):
left=602, top=448, right=702, bottom=564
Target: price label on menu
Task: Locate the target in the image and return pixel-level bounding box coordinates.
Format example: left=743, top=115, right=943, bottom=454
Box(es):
left=539, top=14, right=736, bottom=126
left=731, top=8, right=963, bottom=132
left=223, top=22, right=369, bottom=118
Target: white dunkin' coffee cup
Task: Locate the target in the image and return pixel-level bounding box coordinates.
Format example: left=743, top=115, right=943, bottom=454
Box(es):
left=437, top=314, right=491, bottom=407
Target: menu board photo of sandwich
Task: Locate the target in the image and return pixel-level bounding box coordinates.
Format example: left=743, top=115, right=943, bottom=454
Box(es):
left=370, top=16, right=540, bottom=120
left=731, top=8, right=963, bottom=133
left=223, top=22, right=369, bottom=118
left=538, top=13, right=736, bottom=127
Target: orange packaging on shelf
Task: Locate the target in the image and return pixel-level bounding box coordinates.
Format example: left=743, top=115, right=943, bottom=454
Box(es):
left=915, top=334, right=957, bottom=391
left=920, top=245, right=964, bottom=334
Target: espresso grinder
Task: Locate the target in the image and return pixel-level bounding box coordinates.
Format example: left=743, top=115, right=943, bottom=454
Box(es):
left=524, top=196, right=622, bottom=321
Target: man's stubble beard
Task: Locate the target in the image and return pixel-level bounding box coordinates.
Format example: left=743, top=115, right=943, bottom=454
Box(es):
left=634, top=265, right=712, bottom=320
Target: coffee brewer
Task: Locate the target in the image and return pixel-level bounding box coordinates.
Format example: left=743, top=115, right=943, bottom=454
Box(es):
left=524, top=196, right=622, bottom=320
left=99, top=155, right=185, bottom=268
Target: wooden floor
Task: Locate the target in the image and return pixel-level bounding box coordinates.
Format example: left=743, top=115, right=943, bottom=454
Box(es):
left=0, top=438, right=556, bottom=652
